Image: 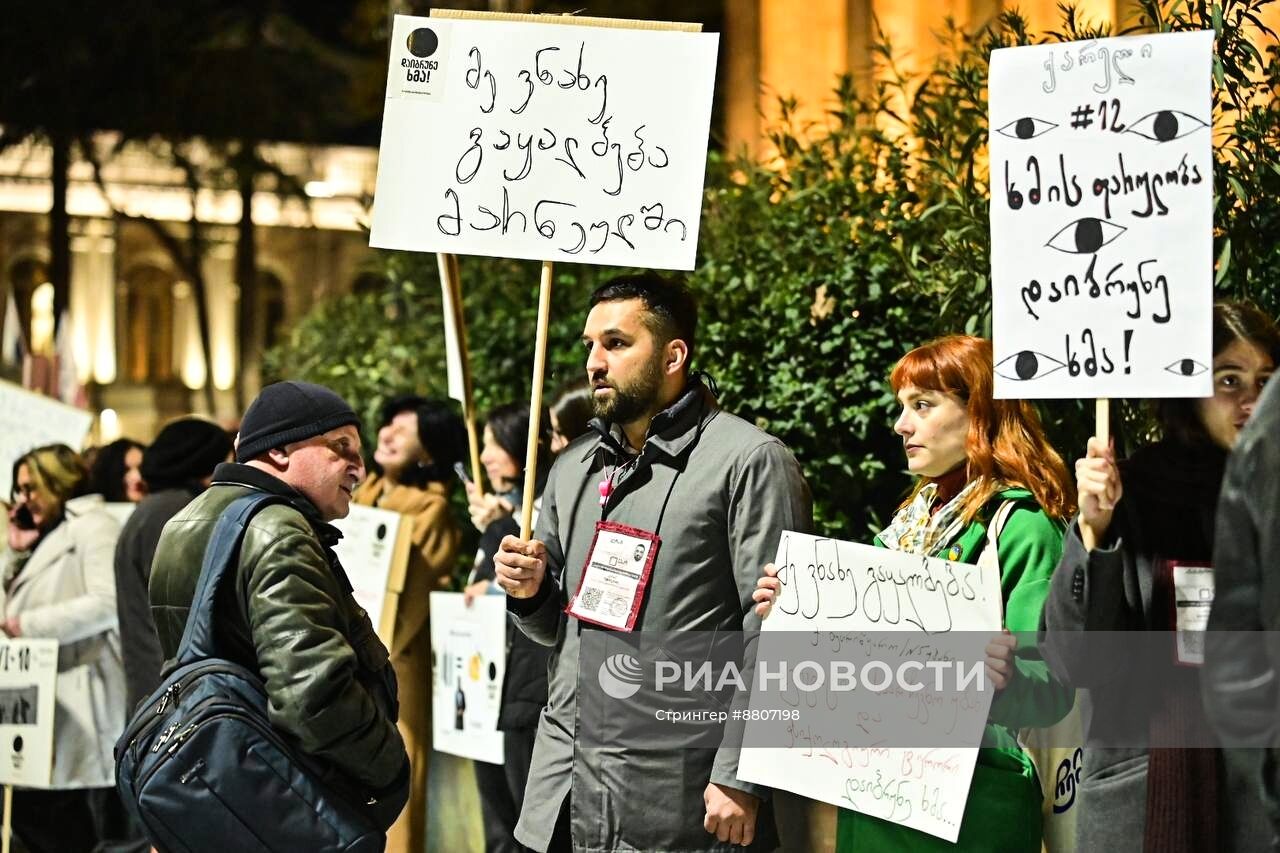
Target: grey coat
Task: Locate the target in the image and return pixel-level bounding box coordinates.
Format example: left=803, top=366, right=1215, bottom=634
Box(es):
left=509, top=381, right=812, bottom=853
left=1205, top=375, right=1280, bottom=845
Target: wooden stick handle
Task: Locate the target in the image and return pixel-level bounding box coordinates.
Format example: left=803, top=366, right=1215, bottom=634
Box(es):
left=1096, top=398, right=1110, bottom=445
left=3, top=784, right=12, bottom=853
left=521, top=261, right=554, bottom=539
left=437, top=253, right=485, bottom=497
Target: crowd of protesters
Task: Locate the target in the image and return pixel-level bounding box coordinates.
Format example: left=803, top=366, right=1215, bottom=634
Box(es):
left=2, top=271, right=1279, bottom=853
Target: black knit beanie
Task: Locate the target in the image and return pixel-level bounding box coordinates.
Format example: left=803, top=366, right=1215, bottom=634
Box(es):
left=235, top=381, right=360, bottom=463
left=142, top=418, right=234, bottom=490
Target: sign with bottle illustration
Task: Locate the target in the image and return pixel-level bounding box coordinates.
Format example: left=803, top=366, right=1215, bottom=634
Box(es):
left=429, top=592, right=505, bottom=763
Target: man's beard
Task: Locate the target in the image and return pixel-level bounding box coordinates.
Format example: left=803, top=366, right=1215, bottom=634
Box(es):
left=591, top=357, right=664, bottom=425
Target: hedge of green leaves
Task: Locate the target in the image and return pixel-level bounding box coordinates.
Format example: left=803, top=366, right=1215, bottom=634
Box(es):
left=266, top=0, right=1280, bottom=539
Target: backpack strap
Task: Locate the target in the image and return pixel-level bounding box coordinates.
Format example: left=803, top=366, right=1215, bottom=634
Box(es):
left=975, top=498, right=1020, bottom=578
left=175, top=492, right=292, bottom=665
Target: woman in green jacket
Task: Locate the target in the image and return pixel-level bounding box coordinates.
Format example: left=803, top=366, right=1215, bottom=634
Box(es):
left=757, top=334, right=1076, bottom=851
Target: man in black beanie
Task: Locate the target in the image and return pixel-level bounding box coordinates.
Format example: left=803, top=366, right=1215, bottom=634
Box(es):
left=148, top=381, right=410, bottom=837
left=114, top=417, right=233, bottom=714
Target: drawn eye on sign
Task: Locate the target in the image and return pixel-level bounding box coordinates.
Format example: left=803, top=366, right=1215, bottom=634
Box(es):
left=1124, top=109, right=1209, bottom=142
left=994, top=350, right=1068, bottom=383
left=1163, top=358, right=1209, bottom=377
left=994, top=117, right=1058, bottom=140
left=1045, top=217, right=1126, bottom=254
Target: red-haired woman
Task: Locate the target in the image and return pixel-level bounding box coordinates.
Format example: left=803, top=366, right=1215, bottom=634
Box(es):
left=756, top=335, right=1075, bottom=852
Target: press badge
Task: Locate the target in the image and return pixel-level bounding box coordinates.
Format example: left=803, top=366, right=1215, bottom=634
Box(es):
left=1171, top=563, right=1214, bottom=666
left=565, top=521, right=660, bottom=631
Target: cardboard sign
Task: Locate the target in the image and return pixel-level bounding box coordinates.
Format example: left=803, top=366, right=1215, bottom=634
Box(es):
left=0, top=380, right=93, bottom=498
left=989, top=31, right=1213, bottom=398
left=370, top=14, right=719, bottom=270
left=0, top=639, right=58, bottom=787
left=429, top=592, right=506, bottom=764
left=737, top=533, right=1002, bottom=843
left=331, top=505, right=413, bottom=646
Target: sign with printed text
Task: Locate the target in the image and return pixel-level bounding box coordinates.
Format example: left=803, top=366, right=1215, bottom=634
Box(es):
left=370, top=14, right=719, bottom=269
left=0, top=639, right=58, bottom=787
left=429, top=592, right=506, bottom=764
left=0, top=379, right=93, bottom=498
left=737, top=532, right=1002, bottom=843
left=989, top=31, right=1213, bottom=398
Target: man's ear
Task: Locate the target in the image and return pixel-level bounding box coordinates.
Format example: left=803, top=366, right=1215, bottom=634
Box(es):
left=265, top=446, right=290, bottom=469
left=666, top=339, right=689, bottom=376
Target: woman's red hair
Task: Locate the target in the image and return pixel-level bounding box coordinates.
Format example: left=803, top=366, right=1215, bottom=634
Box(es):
left=890, top=335, right=1076, bottom=523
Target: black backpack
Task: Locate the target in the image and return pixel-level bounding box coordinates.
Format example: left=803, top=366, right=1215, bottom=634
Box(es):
left=115, top=493, right=388, bottom=852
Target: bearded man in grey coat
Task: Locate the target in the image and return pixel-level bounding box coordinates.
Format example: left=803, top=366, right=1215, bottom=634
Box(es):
left=496, top=273, right=812, bottom=853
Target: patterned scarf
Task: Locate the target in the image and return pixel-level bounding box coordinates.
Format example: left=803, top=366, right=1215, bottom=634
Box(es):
left=878, top=478, right=980, bottom=557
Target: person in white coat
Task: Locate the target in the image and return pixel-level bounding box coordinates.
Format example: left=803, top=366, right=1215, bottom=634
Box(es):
left=4, top=443, right=129, bottom=852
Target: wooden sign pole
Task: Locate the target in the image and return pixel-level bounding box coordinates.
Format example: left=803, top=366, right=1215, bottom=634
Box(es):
left=436, top=252, right=485, bottom=495
left=1096, top=398, right=1110, bottom=445
left=521, top=261, right=554, bottom=538
left=3, top=783, right=12, bottom=853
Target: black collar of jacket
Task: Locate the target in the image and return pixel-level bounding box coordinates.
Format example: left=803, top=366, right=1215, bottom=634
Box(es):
left=582, top=374, right=718, bottom=466
left=209, top=462, right=343, bottom=548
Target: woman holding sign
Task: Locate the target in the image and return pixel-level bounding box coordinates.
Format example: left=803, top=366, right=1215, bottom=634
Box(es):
left=756, top=335, right=1075, bottom=851
left=1040, top=301, right=1279, bottom=853
left=352, top=395, right=466, bottom=853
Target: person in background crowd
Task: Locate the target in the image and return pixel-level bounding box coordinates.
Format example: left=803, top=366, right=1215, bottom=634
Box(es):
left=757, top=334, right=1076, bottom=852
left=4, top=444, right=129, bottom=852
left=496, top=273, right=812, bottom=852
left=465, top=401, right=553, bottom=853
left=90, top=438, right=147, bottom=503
left=114, top=417, right=233, bottom=714
left=1204, top=361, right=1280, bottom=843
left=352, top=395, right=465, bottom=853
left=468, top=384, right=593, bottom=531
left=149, top=381, right=409, bottom=837
left=1041, top=301, right=1279, bottom=852
left=548, top=379, right=593, bottom=453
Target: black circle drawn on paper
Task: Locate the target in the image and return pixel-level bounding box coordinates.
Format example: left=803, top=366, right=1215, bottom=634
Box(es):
left=12, top=736, right=22, bottom=753
left=1015, top=117, right=1036, bottom=139
left=1015, top=351, right=1040, bottom=381
left=1153, top=110, right=1179, bottom=142
left=376, top=523, right=387, bottom=541
left=488, top=662, right=497, bottom=681
left=407, top=28, right=439, bottom=58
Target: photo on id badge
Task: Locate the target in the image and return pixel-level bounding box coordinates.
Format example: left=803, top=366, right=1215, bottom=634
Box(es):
left=568, top=522, right=660, bottom=631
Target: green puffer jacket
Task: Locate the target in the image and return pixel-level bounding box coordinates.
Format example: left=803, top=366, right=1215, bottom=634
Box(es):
left=837, top=487, right=1073, bottom=852
left=148, top=463, right=408, bottom=818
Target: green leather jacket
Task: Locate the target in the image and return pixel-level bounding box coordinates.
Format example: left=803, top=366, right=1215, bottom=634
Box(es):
left=148, top=463, right=408, bottom=810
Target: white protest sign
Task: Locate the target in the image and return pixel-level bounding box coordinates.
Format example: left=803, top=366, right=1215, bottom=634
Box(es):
left=429, top=592, right=505, bottom=764
left=737, top=532, right=1002, bottom=843
left=0, top=639, right=58, bottom=787
left=331, top=505, right=411, bottom=643
left=990, top=31, right=1213, bottom=399
left=370, top=14, right=719, bottom=270
left=0, top=380, right=93, bottom=498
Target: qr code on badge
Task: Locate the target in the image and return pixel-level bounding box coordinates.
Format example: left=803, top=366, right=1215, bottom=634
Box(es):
left=580, top=588, right=604, bottom=611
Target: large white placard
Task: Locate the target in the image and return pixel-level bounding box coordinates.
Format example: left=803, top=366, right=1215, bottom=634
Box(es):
left=0, top=380, right=93, bottom=498
left=429, top=592, right=506, bottom=764
left=0, top=639, right=58, bottom=787
left=331, top=504, right=408, bottom=639
left=737, top=532, right=1002, bottom=843
left=370, top=14, right=719, bottom=270
left=990, top=31, right=1213, bottom=399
